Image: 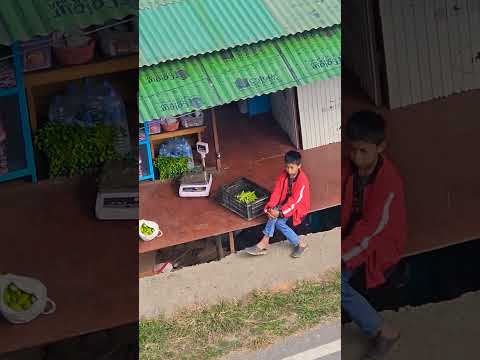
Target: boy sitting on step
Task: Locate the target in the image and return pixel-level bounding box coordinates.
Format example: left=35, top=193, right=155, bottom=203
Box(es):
left=246, top=151, right=310, bottom=258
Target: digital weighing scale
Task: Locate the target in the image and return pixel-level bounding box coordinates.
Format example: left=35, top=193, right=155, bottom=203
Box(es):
left=95, top=159, right=139, bottom=220
left=179, top=142, right=213, bottom=197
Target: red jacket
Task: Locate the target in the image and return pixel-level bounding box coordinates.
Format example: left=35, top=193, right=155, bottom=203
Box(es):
left=341, top=156, right=407, bottom=289
left=265, top=169, right=310, bottom=226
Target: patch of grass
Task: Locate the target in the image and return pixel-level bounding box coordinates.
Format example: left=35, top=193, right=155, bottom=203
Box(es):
left=140, top=271, right=340, bottom=360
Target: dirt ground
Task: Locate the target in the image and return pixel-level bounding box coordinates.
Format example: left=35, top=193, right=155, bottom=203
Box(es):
left=139, top=228, right=340, bottom=319
left=342, top=290, right=480, bottom=359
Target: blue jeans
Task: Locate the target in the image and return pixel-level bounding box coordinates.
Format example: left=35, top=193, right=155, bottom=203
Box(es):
left=342, top=268, right=382, bottom=338
left=263, top=217, right=300, bottom=246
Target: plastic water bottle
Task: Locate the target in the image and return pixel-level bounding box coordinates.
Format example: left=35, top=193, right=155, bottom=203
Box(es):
left=48, top=96, right=64, bottom=123
left=104, top=86, right=131, bottom=157
left=84, top=80, right=103, bottom=123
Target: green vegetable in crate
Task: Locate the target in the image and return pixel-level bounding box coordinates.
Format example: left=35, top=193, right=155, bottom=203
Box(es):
left=3, top=283, right=37, bottom=312
left=141, top=223, right=155, bottom=236
left=236, top=191, right=258, bottom=204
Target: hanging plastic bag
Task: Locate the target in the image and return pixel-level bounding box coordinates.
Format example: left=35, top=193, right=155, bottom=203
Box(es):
left=0, top=274, right=56, bottom=324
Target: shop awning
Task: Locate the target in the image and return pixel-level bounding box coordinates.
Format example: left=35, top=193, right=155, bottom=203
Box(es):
left=0, top=0, right=137, bottom=46
left=139, top=25, right=341, bottom=123
left=140, top=0, right=341, bottom=66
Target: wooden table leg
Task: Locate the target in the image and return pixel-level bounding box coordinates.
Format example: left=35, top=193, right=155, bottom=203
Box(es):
left=229, top=231, right=236, bottom=254
left=211, top=108, right=222, bottom=171
left=216, top=236, right=225, bottom=259
left=139, top=251, right=157, bottom=278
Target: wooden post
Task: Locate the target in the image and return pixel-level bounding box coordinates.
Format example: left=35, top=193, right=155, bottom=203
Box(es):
left=228, top=231, right=236, bottom=254
left=139, top=251, right=157, bottom=278
left=215, top=236, right=225, bottom=259
left=211, top=108, right=222, bottom=171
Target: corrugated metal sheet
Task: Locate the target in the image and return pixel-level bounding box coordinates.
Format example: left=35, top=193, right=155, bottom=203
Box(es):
left=139, top=26, right=341, bottom=122
left=297, top=77, right=341, bottom=149
left=139, top=0, right=341, bottom=66
left=140, top=0, right=183, bottom=10
left=342, top=0, right=382, bottom=106
left=262, top=0, right=341, bottom=33
left=276, top=26, right=341, bottom=85
left=0, top=0, right=136, bottom=45
left=271, top=88, right=300, bottom=148
left=379, top=0, right=480, bottom=109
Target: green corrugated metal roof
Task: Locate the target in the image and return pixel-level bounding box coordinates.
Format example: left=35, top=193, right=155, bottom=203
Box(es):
left=139, top=25, right=341, bottom=122
left=0, top=0, right=137, bottom=46
left=276, top=26, right=341, bottom=85
left=140, top=0, right=341, bottom=66
left=140, top=0, right=184, bottom=9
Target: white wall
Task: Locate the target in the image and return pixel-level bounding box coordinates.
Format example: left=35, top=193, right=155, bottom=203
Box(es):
left=271, top=88, right=300, bottom=149
left=297, top=77, right=341, bottom=150
left=379, top=0, right=480, bottom=108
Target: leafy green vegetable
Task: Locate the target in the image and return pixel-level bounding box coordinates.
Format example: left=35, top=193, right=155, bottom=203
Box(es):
left=3, top=283, right=37, bottom=312
left=141, top=223, right=155, bottom=236
left=35, top=122, right=118, bottom=178
left=153, top=156, right=189, bottom=181
left=236, top=191, right=258, bottom=204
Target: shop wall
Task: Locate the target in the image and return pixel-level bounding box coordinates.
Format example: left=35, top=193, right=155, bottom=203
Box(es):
left=296, top=77, right=341, bottom=150
left=379, top=0, right=480, bottom=109
left=271, top=88, right=300, bottom=148
left=342, top=0, right=383, bottom=106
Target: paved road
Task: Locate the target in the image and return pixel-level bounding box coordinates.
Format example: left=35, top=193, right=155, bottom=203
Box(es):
left=225, top=321, right=340, bottom=360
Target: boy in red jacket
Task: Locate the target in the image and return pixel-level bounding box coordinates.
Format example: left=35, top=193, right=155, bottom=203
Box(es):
left=342, top=111, right=407, bottom=359
left=246, top=151, right=310, bottom=258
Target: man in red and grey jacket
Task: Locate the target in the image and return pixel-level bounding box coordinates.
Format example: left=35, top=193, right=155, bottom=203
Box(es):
left=342, top=111, right=407, bottom=360
left=246, top=151, right=310, bottom=258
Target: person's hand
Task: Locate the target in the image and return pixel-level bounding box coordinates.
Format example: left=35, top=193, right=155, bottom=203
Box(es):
left=269, top=209, right=280, bottom=218
left=266, top=208, right=275, bottom=219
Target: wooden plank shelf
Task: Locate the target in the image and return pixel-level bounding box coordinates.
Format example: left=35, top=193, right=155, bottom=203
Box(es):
left=24, top=54, right=137, bottom=88
left=149, top=126, right=206, bottom=142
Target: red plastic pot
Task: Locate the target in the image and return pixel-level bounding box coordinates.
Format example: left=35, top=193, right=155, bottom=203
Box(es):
left=53, top=39, right=96, bottom=66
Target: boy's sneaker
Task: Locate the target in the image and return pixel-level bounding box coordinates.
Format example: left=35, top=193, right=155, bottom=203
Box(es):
left=363, top=333, right=400, bottom=359
left=291, top=244, right=308, bottom=258
left=245, top=246, right=267, bottom=256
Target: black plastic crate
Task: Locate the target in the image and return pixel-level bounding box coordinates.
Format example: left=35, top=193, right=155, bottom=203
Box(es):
left=216, top=178, right=271, bottom=220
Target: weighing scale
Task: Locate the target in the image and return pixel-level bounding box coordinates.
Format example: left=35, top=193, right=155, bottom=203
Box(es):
left=179, top=142, right=213, bottom=197
left=95, top=159, right=139, bottom=220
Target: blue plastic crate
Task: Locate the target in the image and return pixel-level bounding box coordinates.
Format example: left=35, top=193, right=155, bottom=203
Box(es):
left=247, top=95, right=271, bottom=117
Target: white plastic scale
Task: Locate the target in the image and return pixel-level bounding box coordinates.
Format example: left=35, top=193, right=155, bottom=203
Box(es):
left=95, top=159, right=139, bottom=220
left=179, top=142, right=213, bottom=197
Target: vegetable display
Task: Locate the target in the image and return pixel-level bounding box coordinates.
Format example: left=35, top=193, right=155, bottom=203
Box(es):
left=140, top=223, right=155, bottom=236
left=35, top=122, right=118, bottom=178
left=153, top=156, right=189, bottom=181
left=2, top=283, right=37, bottom=312
left=236, top=191, right=258, bottom=204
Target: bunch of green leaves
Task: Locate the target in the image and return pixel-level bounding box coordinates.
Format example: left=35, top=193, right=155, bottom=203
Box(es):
left=236, top=191, right=258, bottom=204
left=35, top=122, right=118, bottom=178
left=153, top=156, right=189, bottom=181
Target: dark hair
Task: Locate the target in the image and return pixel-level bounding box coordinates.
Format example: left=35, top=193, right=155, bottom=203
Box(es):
left=284, top=151, right=302, bottom=165
left=345, top=110, right=386, bottom=145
